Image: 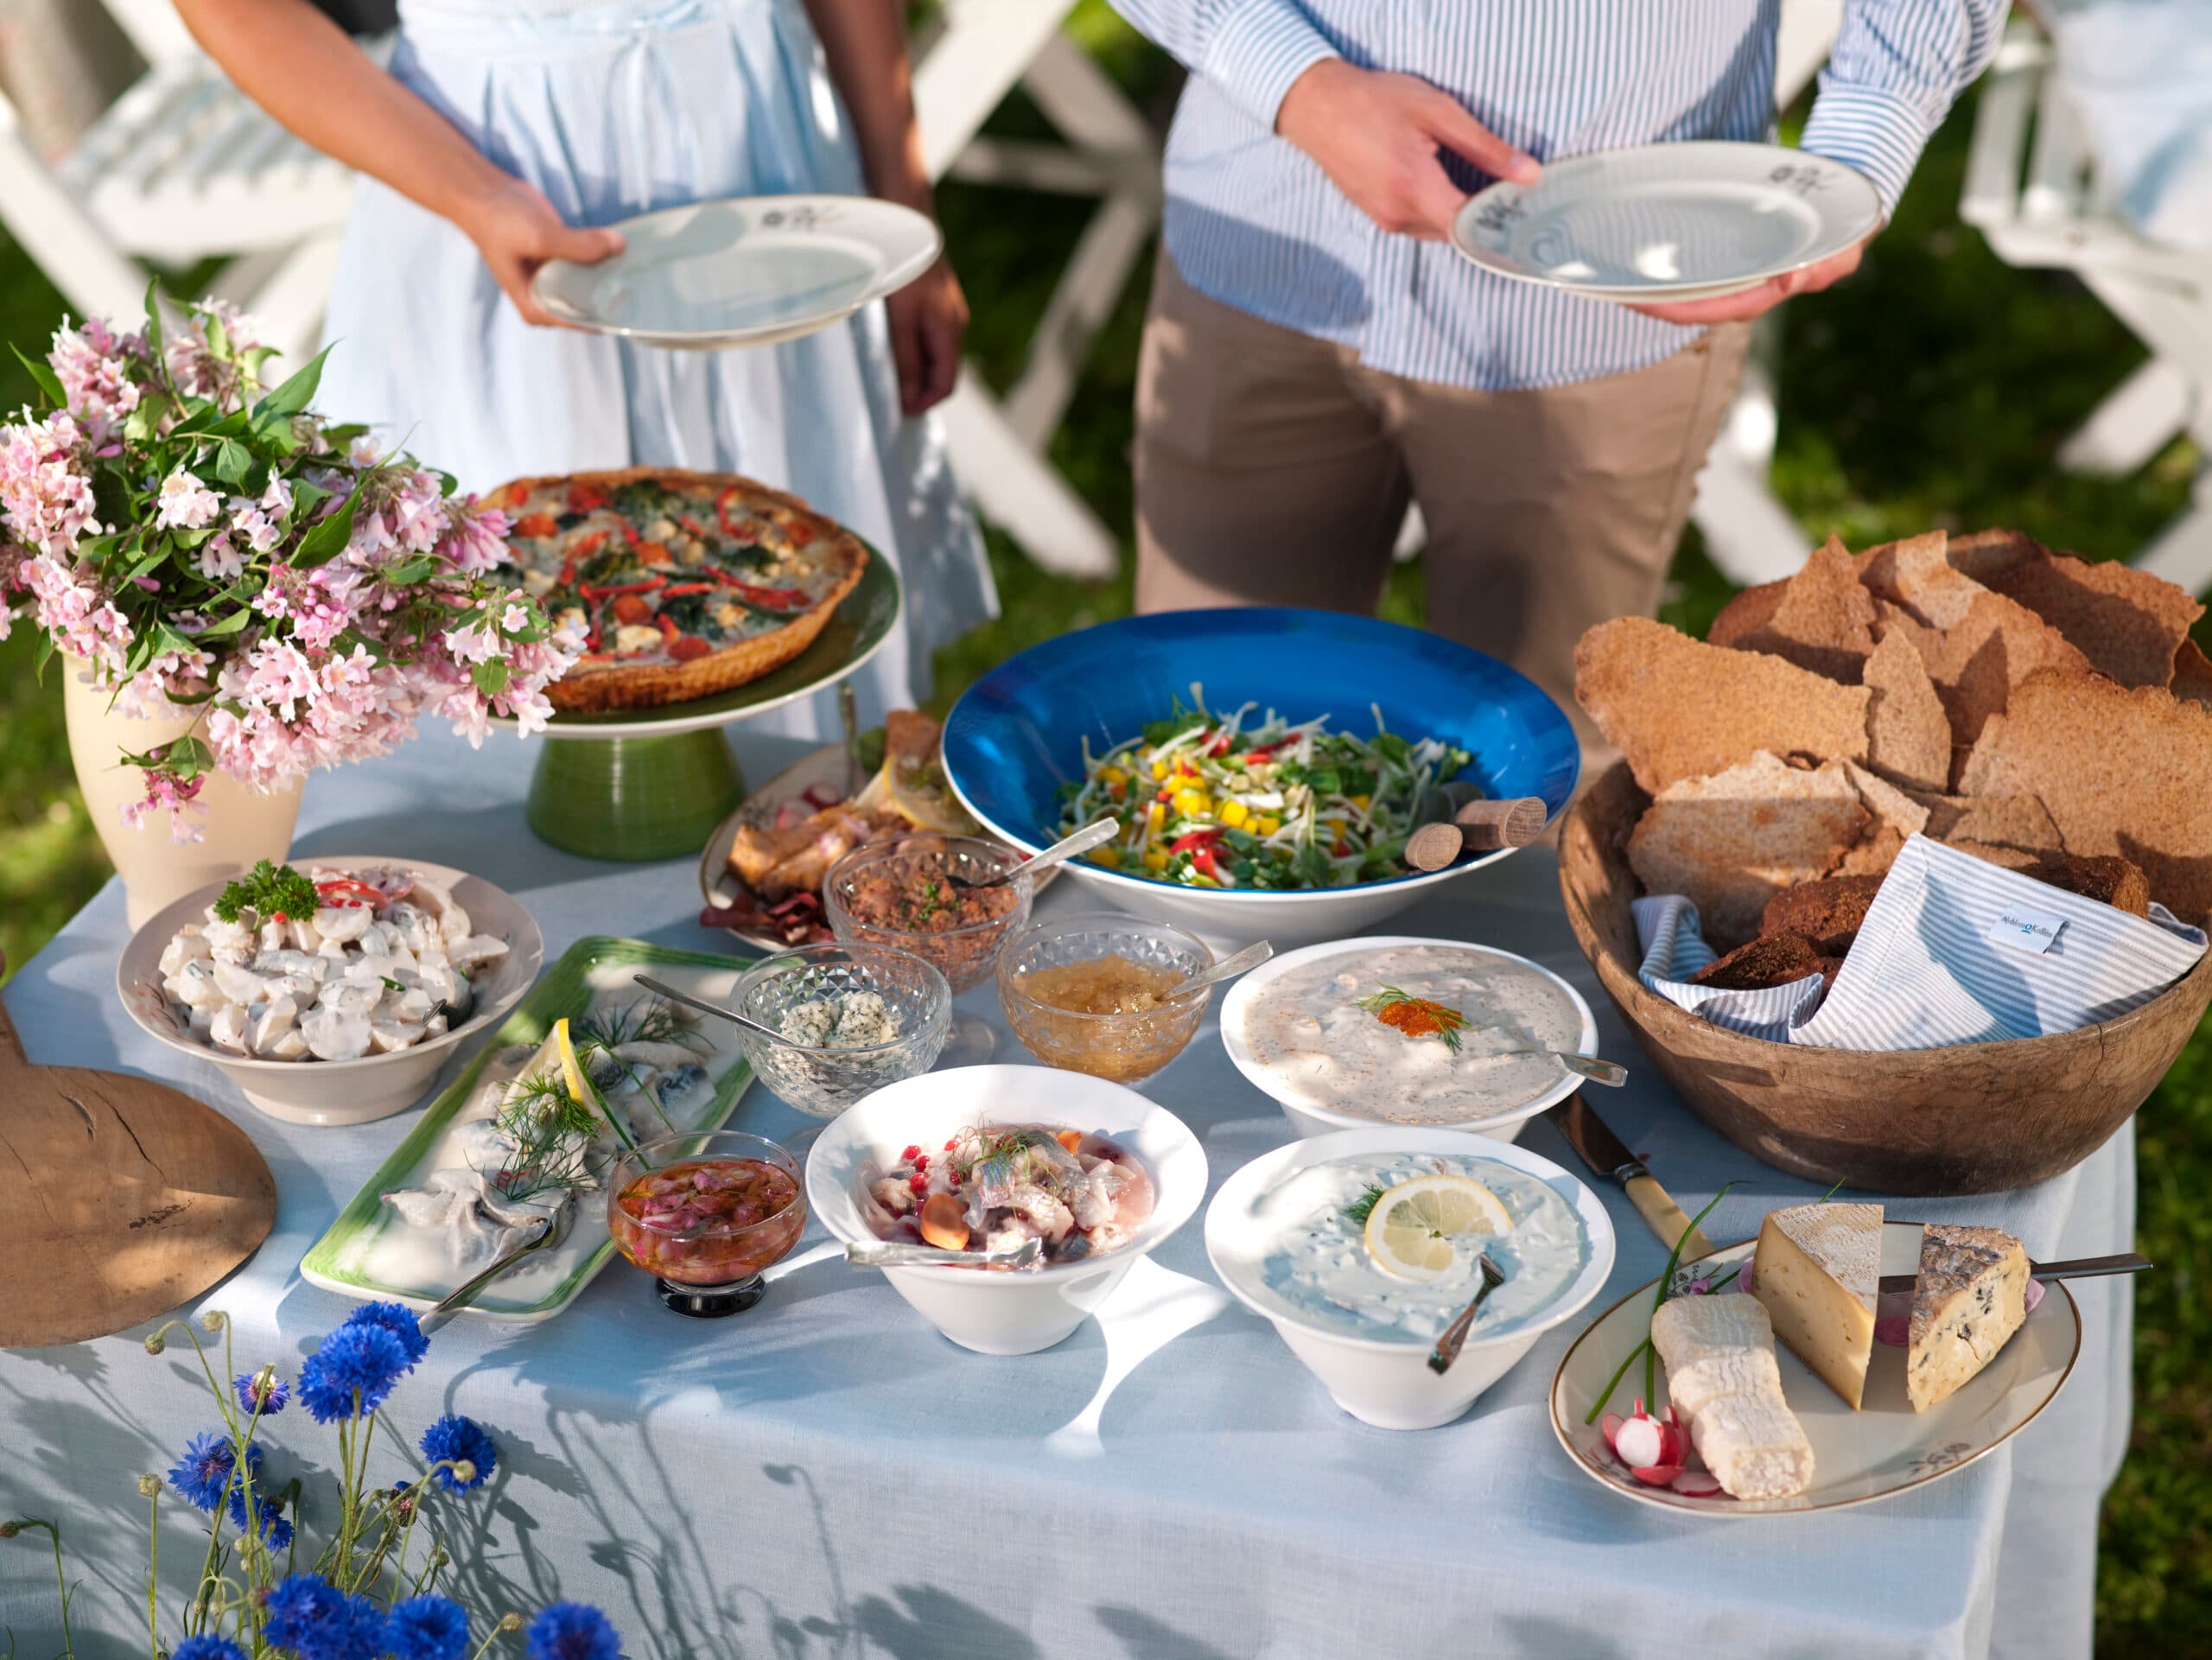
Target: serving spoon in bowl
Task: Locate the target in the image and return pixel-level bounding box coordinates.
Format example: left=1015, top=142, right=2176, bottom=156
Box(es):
left=945, top=817, right=1120, bottom=893
left=846, top=1237, right=1042, bottom=1269
left=1167, top=940, right=1274, bottom=1001
left=632, top=973, right=805, bottom=1047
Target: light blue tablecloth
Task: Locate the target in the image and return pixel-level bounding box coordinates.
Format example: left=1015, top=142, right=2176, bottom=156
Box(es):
left=0, top=726, right=2133, bottom=1660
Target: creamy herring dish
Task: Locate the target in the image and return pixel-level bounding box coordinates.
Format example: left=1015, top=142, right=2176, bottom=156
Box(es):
left=1233, top=1154, right=1589, bottom=1344
left=859, top=1124, right=1156, bottom=1269
left=1237, top=944, right=1585, bottom=1123
left=155, top=861, right=509, bottom=1062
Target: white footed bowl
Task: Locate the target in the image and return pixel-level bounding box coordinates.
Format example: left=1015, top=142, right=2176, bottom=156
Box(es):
left=805, top=1064, right=1207, bottom=1355
left=1219, top=936, right=1600, bottom=1142
left=1206, top=1129, right=1616, bottom=1430
left=117, top=856, right=543, bottom=1127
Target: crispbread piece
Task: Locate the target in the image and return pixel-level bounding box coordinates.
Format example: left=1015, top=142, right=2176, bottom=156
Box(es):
left=1880, top=591, right=2096, bottom=768
left=1626, top=752, right=1871, bottom=945
left=1828, top=761, right=1928, bottom=879
left=1910, top=790, right=2064, bottom=855
left=1575, top=619, right=1872, bottom=795
left=2025, top=853, right=2152, bottom=918
left=1732, top=535, right=1878, bottom=684
left=2174, top=639, right=2212, bottom=709
left=1983, top=550, right=2205, bottom=689
left=1943, top=527, right=2047, bottom=585
left=1860, top=628, right=1952, bottom=793
left=1959, top=671, right=2212, bottom=924
left=1707, top=578, right=1788, bottom=648
left=1857, top=531, right=1986, bottom=629
left=1688, top=932, right=1827, bottom=990
left=1762, top=874, right=1883, bottom=954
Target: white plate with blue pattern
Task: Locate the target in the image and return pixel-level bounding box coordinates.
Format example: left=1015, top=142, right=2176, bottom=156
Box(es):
left=1452, top=142, right=1882, bottom=302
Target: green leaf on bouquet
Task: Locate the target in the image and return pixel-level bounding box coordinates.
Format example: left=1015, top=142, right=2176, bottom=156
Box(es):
left=10, top=344, right=64, bottom=408
left=471, top=658, right=511, bottom=697
left=213, top=438, right=252, bottom=487
left=194, top=607, right=255, bottom=639
left=291, top=493, right=359, bottom=568
left=164, top=735, right=214, bottom=781
left=288, top=481, right=330, bottom=528
left=203, top=313, right=232, bottom=363
left=251, top=344, right=332, bottom=429
left=382, top=555, right=436, bottom=587
left=127, top=541, right=171, bottom=581
left=241, top=345, right=280, bottom=384
left=141, top=277, right=165, bottom=359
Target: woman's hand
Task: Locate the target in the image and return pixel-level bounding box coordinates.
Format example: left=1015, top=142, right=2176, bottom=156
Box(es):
left=884, top=254, right=968, bottom=416
left=453, top=175, right=626, bottom=328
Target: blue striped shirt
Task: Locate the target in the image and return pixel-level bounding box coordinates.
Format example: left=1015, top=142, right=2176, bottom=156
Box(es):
left=1109, top=1, right=2008, bottom=390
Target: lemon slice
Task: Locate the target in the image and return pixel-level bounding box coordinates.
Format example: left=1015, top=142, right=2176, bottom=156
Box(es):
left=1363, top=1173, right=1512, bottom=1282
left=552, top=1017, right=637, bottom=1150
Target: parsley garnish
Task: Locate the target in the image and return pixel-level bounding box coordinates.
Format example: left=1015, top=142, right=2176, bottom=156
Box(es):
left=211, top=859, right=318, bottom=924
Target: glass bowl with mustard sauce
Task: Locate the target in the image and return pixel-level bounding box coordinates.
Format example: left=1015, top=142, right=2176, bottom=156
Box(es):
left=995, top=913, right=1214, bottom=1084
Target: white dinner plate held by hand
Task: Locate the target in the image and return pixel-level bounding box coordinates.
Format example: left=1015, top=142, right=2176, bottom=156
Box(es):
left=532, top=194, right=942, bottom=350
left=1451, top=142, right=1882, bottom=303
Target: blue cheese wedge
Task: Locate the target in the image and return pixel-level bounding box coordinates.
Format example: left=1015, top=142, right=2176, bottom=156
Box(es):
left=1906, top=1224, right=2030, bottom=1412
left=1751, top=1201, right=1882, bottom=1409
left=1651, top=1293, right=1815, bottom=1499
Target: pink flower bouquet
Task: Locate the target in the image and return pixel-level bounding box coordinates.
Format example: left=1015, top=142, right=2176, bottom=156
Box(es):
left=0, top=290, right=579, bottom=839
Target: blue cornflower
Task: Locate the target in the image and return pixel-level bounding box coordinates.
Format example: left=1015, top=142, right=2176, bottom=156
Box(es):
left=526, top=1603, right=624, bottom=1660
left=340, top=1301, right=429, bottom=1370
left=383, top=1594, right=471, bottom=1660
left=234, top=1369, right=288, bottom=1417
left=226, top=1485, right=293, bottom=1552
left=417, top=1415, right=498, bottom=1492
left=166, top=1433, right=263, bottom=1514
left=171, top=1637, right=249, bottom=1660
left=262, top=1575, right=382, bottom=1660
left=296, top=1324, right=410, bottom=1423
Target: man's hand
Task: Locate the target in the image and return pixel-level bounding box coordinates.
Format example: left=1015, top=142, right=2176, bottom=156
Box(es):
left=1276, top=60, right=1538, bottom=241
left=452, top=175, right=624, bottom=328
left=884, top=255, right=968, bottom=416
left=1628, top=238, right=1868, bottom=326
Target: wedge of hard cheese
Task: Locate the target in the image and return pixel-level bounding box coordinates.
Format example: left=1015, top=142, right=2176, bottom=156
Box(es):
left=1650, top=1293, right=1815, bottom=1499
left=1907, top=1224, right=2030, bottom=1412
left=1752, top=1201, right=1882, bottom=1409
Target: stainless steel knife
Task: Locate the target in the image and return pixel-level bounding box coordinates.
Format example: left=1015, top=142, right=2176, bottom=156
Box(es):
left=1875, top=1251, right=2151, bottom=1295
left=1545, top=1092, right=1716, bottom=1258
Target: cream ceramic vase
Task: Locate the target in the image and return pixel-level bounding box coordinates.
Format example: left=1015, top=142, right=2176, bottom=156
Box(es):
left=63, top=656, right=303, bottom=930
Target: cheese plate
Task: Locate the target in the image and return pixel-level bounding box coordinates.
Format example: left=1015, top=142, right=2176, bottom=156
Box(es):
left=1550, top=1222, right=2080, bottom=1515
left=299, top=938, right=757, bottom=1321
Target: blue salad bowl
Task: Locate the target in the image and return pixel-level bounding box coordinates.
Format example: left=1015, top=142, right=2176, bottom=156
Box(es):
left=941, top=608, right=1580, bottom=944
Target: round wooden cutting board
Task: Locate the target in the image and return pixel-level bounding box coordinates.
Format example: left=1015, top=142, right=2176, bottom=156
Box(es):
left=0, top=956, right=276, bottom=1348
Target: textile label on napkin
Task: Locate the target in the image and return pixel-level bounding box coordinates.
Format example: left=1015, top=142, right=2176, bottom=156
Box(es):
left=1988, top=906, right=2067, bottom=955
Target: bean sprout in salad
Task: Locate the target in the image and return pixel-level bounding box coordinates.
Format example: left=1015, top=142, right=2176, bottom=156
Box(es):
left=1057, top=688, right=1475, bottom=891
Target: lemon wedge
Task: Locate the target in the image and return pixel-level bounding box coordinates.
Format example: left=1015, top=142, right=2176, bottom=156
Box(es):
left=1363, top=1173, right=1512, bottom=1282
left=552, top=1017, right=637, bottom=1150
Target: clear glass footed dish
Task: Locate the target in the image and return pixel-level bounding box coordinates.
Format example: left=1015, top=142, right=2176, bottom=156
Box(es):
left=731, top=941, right=951, bottom=1117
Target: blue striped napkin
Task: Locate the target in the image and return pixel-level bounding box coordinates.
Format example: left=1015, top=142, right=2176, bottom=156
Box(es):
left=1634, top=836, right=2207, bottom=1049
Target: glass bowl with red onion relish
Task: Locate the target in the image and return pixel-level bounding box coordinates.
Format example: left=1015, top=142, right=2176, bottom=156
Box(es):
left=606, top=1131, right=808, bottom=1317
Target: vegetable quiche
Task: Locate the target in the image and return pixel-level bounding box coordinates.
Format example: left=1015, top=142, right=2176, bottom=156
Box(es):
left=490, top=467, right=868, bottom=713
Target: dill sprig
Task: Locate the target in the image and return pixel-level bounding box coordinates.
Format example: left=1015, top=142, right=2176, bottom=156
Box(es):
left=1353, top=985, right=1468, bottom=1053
left=1344, top=1184, right=1389, bottom=1226
left=570, top=995, right=707, bottom=1128
left=474, top=1070, right=605, bottom=1206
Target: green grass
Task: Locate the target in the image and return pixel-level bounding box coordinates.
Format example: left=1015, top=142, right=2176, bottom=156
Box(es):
left=1, top=10, right=2206, bottom=1645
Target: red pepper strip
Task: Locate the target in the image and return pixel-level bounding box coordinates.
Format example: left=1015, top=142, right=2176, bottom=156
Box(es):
left=585, top=626, right=602, bottom=652
left=658, top=582, right=718, bottom=597
left=707, top=569, right=810, bottom=609
left=557, top=530, right=611, bottom=588
left=655, top=614, right=680, bottom=645
left=579, top=576, right=666, bottom=604
left=1205, top=732, right=1232, bottom=757
left=715, top=487, right=757, bottom=539
left=1167, top=829, right=1224, bottom=855
left=678, top=512, right=714, bottom=542
left=1242, top=747, right=1274, bottom=766
left=1191, top=845, right=1221, bottom=881
left=315, top=878, right=385, bottom=909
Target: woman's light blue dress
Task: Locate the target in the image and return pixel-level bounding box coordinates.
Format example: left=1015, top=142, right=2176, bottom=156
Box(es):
left=318, top=0, right=995, bottom=737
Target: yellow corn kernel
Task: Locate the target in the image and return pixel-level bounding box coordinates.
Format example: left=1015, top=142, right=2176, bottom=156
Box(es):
left=1349, top=793, right=1371, bottom=811
left=1173, top=790, right=1211, bottom=818
left=1089, top=846, right=1121, bottom=869
left=1145, top=801, right=1166, bottom=837
left=1101, top=766, right=1128, bottom=786
left=1255, top=814, right=1282, bottom=836
left=1217, top=799, right=1249, bottom=829
left=1143, top=849, right=1170, bottom=872
left=1151, top=759, right=1168, bottom=780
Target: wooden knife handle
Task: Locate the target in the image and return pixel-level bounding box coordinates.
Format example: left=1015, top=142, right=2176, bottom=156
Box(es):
left=0, top=950, right=22, bottom=1071
left=1625, top=1173, right=1715, bottom=1260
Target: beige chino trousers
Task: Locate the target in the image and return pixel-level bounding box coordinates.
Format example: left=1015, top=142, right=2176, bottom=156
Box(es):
left=1134, top=251, right=1751, bottom=755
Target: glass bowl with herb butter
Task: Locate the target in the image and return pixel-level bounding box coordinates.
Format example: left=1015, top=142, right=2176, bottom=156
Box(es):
left=732, top=941, right=952, bottom=1118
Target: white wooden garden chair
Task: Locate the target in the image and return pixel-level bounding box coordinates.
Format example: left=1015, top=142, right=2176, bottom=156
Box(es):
left=1961, top=22, right=2212, bottom=595
left=0, top=0, right=370, bottom=366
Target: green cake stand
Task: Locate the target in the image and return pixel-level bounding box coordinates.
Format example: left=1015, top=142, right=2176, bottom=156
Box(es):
left=504, top=551, right=901, bottom=861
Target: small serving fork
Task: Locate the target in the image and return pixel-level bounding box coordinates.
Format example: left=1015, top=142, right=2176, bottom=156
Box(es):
left=418, top=1209, right=575, bottom=1336
left=1427, top=1252, right=1507, bottom=1375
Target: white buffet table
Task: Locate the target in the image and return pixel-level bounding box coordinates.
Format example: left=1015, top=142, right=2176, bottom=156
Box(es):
left=0, top=724, right=2134, bottom=1659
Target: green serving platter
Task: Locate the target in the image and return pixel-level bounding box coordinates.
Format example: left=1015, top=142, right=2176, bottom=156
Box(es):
left=299, top=936, right=760, bottom=1321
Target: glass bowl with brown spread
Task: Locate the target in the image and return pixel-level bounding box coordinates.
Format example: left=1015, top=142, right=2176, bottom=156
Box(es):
left=823, top=835, right=1034, bottom=995
left=996, top=913, right=1214, bottom=1084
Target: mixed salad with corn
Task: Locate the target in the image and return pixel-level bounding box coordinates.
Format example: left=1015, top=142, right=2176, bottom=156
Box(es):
left=1058, top=692, right=1475, bottom=891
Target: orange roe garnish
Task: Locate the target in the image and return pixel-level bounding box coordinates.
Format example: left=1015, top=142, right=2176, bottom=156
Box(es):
left=1375, top=998, right=1453, bottom=1039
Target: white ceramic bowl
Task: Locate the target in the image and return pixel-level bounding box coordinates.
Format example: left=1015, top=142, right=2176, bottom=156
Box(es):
left=1219, top=935, right=1600, bottom=1141
left=1207, top=1129, right=1616, bottom=1429
left=117, top=856, right=543, bottom=1127
left=804, top=1064, right=1207, bottom=1354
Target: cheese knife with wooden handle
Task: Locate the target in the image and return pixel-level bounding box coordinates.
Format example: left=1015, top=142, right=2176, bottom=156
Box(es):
left=1544, top=1093, right=1716, bottom=1259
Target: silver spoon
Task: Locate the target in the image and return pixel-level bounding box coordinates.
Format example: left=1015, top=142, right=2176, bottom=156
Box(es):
left=632, top=973, right=805, bottom=1047
left=845, top=1237, right=1042, bottom=1269
left=1427, top=1250, right=1507, bottom=1374
left=418, top=1209, right=574, bottom=1337
left=946, top=817, right=1120, bottom=892
left=1166, top=940, right=1274, bottom=1001
left=1549, top=1051, right=1629, bottom=1087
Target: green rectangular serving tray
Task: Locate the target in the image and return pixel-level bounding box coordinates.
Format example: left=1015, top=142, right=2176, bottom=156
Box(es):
left=299, top=936, right=758, bottom=1321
